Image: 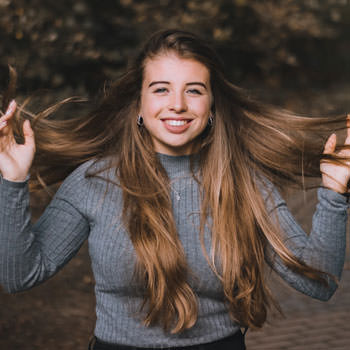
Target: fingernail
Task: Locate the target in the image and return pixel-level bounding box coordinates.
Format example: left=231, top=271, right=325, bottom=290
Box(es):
left=0, top=120, right=7, bottom=127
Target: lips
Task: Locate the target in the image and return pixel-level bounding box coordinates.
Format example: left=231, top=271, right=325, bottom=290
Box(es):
left=161, top=118, right=193, bottom=133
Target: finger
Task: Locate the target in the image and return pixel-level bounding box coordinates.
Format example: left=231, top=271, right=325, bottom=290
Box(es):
left=323, top=133, right=337, bottom=154
left=0, top=111, right=14, bottom=136
left=0, top=114, right=13, bottom=135
left=0, top=100, right=16, bottom=122
left=0, top=120, right=7, bottom=129
left=22, top=120, right=35, bottom=149
left=345, top=114, right=350, bottom=143
left=0, top=103, right=16, bottom=137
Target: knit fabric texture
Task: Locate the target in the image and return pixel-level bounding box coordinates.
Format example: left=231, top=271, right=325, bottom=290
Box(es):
left=0, top=153, right=347, bottom=347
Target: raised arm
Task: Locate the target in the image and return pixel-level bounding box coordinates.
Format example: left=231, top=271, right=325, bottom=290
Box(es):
left=0, top=102, right=90, bottom=293
left=265, top=122, right=350, bottom=301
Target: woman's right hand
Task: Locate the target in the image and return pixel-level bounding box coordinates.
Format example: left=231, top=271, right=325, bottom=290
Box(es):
left=0, top=100, right=35, bottom=182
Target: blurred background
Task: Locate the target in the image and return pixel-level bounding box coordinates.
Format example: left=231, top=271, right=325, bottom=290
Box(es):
left=0, top=0, right=350, bottom=349
left=1, top=0, right=350, bottom=111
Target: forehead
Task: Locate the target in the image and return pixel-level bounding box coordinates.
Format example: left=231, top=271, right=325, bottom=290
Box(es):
left=142, top=53, right=210, bottom=84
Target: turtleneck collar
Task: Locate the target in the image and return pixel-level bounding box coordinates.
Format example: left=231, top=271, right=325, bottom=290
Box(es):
left=157, top=153, right=199, bottom=178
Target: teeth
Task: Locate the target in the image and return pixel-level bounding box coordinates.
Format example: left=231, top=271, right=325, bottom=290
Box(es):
left=165, top=120, right=187, bottom=126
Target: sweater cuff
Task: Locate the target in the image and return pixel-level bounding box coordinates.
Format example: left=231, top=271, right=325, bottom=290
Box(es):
left=317, top=187, right=348, bottom=210
left=0, top=175, right=30, bottom=210
left=0, top=174, right=30, bottom=188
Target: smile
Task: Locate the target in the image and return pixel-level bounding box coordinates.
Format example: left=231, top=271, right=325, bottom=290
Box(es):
left=164, top=119, right=189, bottom=126
left=161, top=119, right=193, bottom=134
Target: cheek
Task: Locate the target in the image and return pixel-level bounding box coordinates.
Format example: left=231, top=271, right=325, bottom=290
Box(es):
left=194, top=100, right=211, bottom=118
left=141, top=97, right=164, bottom=117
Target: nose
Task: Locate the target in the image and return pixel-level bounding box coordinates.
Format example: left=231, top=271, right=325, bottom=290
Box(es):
left=168, top=91, right=187, bottom=113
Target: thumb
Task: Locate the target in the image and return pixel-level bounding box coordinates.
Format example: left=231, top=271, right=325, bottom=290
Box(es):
left=323, top=133, right=336, bottom=154
left=23, top=120, right=35, bottom=149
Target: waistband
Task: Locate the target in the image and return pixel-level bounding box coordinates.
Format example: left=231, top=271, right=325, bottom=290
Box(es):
left=89, top=330, right=246, bottom=350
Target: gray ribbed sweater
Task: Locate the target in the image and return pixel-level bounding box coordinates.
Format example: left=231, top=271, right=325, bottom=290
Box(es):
left=0, top=154, right=347, bottom=347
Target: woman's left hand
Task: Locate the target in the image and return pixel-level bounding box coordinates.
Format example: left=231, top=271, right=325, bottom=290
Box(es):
left=321, top=115, right=350, bottom=194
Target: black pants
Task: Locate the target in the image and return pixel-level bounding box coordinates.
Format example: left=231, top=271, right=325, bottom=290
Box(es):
left=89, top=330, right=246, bottom=350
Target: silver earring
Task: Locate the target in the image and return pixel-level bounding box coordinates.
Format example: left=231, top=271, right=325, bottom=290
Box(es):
left=208, top=115, right=214, bottom=126
left=137, top=115, right=143, bottom=126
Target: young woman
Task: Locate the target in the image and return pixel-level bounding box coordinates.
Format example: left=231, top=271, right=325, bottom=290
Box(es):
left=0, top=29, right=348, bottom=350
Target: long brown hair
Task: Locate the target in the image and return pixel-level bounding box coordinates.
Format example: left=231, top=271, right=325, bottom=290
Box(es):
left=3, top=29, right=347, bottom=333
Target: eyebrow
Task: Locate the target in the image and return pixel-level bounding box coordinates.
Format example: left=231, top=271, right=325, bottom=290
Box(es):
left=148, top=81, right=208, bottom=89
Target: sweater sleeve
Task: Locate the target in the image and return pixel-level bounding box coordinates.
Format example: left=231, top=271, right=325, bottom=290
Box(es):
left=0, top=166, right=90, bottom=294
left=265, top=185, right=347, bottom=301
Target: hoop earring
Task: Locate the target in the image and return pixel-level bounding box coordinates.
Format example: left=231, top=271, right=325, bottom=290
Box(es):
left=208, top=115, right=214, bottom=126
left=137, top=115, right=144, bottom=127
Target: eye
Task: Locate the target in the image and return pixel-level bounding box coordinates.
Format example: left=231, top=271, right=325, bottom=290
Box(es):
left=187, top=88, right=202, bottom=95
left=153, top=87, right=168, bottom=94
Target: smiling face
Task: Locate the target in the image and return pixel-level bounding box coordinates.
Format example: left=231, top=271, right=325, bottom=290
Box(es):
left=139, top=53, right=213, bottom=156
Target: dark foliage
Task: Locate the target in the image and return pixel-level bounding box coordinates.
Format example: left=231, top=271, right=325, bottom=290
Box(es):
left=0, top=0, right=350, bottom=98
